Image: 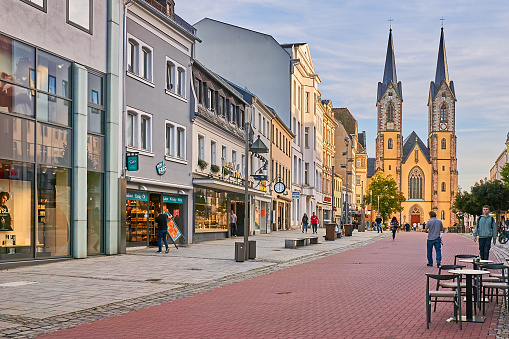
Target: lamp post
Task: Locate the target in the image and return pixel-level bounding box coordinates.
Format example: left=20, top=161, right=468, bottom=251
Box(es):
left=360, top=180, right=365, bottom=232
left=341, top=137, right=351, bottom=231
left=370, top=189, right=373, bottom=231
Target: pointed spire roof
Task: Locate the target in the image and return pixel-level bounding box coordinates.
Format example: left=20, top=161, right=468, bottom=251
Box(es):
left=383, top=29, right=397, bottom=85
left=435, top=27, right=449, bottom=86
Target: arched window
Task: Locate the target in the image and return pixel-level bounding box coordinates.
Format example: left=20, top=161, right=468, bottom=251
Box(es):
left=409, top=167, right=424, bottom=199
left=441, top=182, right=446, bottom=192
left=387, top=104, right=394, bottom=122
left=388, top=138, right=393, bottom=149
left=440, top=104, right=447, bottom=122
left=441, top=210, right=445, bottom=220
left=441, top=138, right=446, bottom=149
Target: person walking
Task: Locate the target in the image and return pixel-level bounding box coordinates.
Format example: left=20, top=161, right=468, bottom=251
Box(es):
left=230, top=210, right=237, bottom=237
left=425, top=211, right=443, bottom=267
left=473, top=205, right=497, bottom=260
left=155, top=209, right=169, bottom=253
left=301, top=213, right=309, bottom=233
left=390, top=217, right=398, bottom=241
left=375, top=216, right=383, bottom=233
left=310, top=212, right=319, bottom=234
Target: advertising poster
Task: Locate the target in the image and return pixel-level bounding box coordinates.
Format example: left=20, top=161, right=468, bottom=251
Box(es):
left=165, top=212, right=182, bottom=242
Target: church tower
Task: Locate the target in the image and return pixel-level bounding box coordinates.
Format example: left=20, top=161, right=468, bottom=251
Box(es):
left=427, top=27, right=458, bottom=227
left=376, top=28, right=403, bottom=187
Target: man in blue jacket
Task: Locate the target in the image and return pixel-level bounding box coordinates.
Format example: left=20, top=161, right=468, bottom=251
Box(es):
left=473, top=205, right=497, bottom=260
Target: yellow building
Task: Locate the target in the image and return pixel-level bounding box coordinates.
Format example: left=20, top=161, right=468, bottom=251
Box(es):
left=374, top=28, right=458, bottom=228
left=321, top=99, right=338, bottom=222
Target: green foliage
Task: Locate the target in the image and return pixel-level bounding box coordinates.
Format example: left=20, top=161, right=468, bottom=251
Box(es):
left=198, top=158, right=208, bottom=170
left=500, top=162, right=509, bottom=188
left=452, top=190, right=478, bottom=216
left=363, top=171, right=406, bottom=222
left=210, top=164, right=220, bottom=173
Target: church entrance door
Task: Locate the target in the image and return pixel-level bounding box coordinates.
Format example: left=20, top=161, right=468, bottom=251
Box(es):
left=411, top=214, right=420, bottom=226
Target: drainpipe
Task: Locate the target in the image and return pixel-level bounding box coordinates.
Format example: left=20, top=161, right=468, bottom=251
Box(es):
left=121, top=0, right=134, bottom=177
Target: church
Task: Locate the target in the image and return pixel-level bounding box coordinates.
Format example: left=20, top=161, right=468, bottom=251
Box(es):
left=373, top=27, right=458, bottom=229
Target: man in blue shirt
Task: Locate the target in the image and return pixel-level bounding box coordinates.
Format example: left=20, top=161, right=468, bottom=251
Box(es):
left=375, top=216, right=383, bottom=233
left=425, top=211, right=443, bottom=267
left=473, top=205, right=497, bottom=260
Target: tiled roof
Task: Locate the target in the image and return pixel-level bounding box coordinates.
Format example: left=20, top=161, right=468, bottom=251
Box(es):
left=402, top=131, right=431, bottom=163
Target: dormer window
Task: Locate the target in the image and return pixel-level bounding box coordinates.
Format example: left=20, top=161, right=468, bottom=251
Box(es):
left=442, top=92, right=446, bottom=98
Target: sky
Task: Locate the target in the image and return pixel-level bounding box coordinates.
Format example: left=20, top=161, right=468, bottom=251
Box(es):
left=175, top=0, right=509, bottom=191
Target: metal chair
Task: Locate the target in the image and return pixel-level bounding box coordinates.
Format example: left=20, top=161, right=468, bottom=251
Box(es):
left=426, top=273, right=462, bottom=330
left=454, top=254, right=478, bottom=266
left=481, top=264, right=509, bottom=315
left=434, top=265, right=465, bottom=312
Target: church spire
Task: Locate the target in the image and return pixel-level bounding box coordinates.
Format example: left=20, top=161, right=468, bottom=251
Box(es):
left=434, top=27, right=449, bottom=86
left=383, top=29, right=397, bottom=85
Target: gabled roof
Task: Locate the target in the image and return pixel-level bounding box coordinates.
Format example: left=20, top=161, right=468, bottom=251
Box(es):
left=367, top=158, right=376, bottom=178
left=402, top=131, right=431, bottom=163
left=333, top=107, right=356, bottom=136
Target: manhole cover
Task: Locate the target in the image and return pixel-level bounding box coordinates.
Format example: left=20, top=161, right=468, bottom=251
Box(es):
left=145, top=278, right=161, bottom=282
left=275, top=291, right=292, bottom=295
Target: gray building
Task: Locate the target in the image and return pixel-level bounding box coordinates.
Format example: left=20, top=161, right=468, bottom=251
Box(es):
left=0, top=0, right=121, bottom=263
left=123, top=0, right=199, bottom=246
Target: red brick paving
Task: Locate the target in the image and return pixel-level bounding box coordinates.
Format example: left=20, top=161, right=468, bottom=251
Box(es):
left=40, top=233, right=501, bottom=339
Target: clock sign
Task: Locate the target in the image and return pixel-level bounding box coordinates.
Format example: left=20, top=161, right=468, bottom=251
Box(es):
left=274, top=181, right=286, bottom=194
left=439, top=123, right=447, bottom=131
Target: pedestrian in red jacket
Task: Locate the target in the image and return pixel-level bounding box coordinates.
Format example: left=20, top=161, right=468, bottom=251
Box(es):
left=311, top=212, right=319, bottom=234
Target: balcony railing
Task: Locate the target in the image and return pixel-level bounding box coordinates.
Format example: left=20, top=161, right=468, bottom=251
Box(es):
left=142, top=0, right=196, bottom=35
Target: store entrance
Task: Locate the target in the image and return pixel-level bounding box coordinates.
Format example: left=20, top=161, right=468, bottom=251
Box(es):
left=148, top=193, right=161, bottom=246
left=232, top=200, right=245, bottom=236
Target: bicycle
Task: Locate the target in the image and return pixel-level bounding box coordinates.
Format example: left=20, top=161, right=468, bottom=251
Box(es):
left=498, top=225, right=509, bottom=244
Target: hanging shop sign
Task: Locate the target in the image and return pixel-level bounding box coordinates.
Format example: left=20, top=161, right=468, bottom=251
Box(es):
left=126, top=152, right=139, bottom=171
left=156, top=161, right=167, bottom=175
left=292, top=191, right=300, bottom=199
left=163, top=195, right=184, bottom=204
left=126, top=192, right=148, bottom=201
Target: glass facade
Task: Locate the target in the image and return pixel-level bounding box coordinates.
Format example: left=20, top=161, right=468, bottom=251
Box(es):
left=194, top=187, right=228, bottom=232
left=0, top=34, right=72, bottom=261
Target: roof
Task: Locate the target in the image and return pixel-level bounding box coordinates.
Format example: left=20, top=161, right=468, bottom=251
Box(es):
left=332, top=107, right=356, bottom=135
left=430, top=27, right=455, bottom=99
left=402, top=131, right=431, bottom=163
left=280, top=43, right=307, bottom=48
left=268, top=106, right=294, bottom=138
left=222, top=78, right=254, bottom=105
left=367, top=158, right=376, bottom=178
left=358, top=131, right=366, bottom=149
left=377, top=29, right=402, bottom=101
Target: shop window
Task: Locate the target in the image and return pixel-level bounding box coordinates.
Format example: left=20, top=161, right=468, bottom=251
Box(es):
left=194, top=188, right=229, bottom=233
left=0, top=113, right=35, bottom=162
left=67, top=0, right=92, bottom=34
left=0, top=161, right=35, bottom=260
left=126, top=192, right=148, bottom=244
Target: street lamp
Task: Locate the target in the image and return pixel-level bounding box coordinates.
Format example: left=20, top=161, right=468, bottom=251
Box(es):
left=370, top=189, right=373, bottom=231
left=340, top=137, right=351, bottom=233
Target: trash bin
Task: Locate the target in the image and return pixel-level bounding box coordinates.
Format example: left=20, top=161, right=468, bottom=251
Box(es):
left=248, top=240, right=256, bottom=259
left=325, top=223, right=336, bottom=241
left=344, top=224, right=352, bottom=236
left=235, top=242, right=245, bottom=262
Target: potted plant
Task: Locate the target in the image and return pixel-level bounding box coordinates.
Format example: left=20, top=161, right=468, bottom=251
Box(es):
left=222, top=167, right=230, bottom=176
left=211, top=164, right=220, bottom=174
left=198, top=158, right=208, bottom=171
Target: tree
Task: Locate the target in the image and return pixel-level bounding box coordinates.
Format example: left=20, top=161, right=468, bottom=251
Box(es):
left=500, top=162, right=509, bottom=188
left=452, top=190, right=479, bottom=217
left=363, top=171, right=406, bottom=222
left=470, top=179, right=509, bottom=223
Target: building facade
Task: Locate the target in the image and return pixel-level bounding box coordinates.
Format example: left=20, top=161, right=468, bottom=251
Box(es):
left=321, top=100, right=337, bottom=222
left=374, top=28, right=458, bottom=228
left=0, top=0, right=120, bottom=262
left=123, top=0, right=198, bottom=246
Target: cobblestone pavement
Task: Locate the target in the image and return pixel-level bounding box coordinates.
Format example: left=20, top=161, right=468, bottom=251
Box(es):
left=0, top=229, right=386, bottom=338
left=40, top=232, right=508, bottom=339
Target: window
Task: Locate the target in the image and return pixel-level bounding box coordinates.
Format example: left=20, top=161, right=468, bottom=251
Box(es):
left=297, top=122, right=300, bottom=146
left=142, top=48, right=152, bottom=81
left=441, top=138, right=446, bottom=149
left=305, top=127, right=309, bottom=148
left=441, top=210, right=445, bottom=220
left=127, top=113, right=135, bottom=147
left=230, top=103, right=236, bottom=123
left=165, top=124, right=173, bottom=156
left=409, top=167, right=424, bottom=199
left=357, top=195, right=361, bottom=204
left=21, top=0, right=47, bottom=11
left=440, top=104, right=447, bottom=122
left=207, top=88, right=214, bottom=110
left=219, top=96, right=225, bottom=116
left=389, top=165, right=392, bottom=170
left=305, top=92, right=310, bottom=113
left=293, top=80, right=296, bottom=105
left=298, top=86, right=301, bottom=111
left=242, top=154, right=245, bottom=174
left=442, top=166, right=445, bottom=171
left=166, top=61, right=174, bottom=90
left=387, top=104, right=394, bottom=122
left=210, top=141, right=217, bottom=165
left=388, top=138, right=393, bottom=149
left=262, top=117, right=266, bottom=136
left=356, top=159, right=361, bottom=168
left=313, top=127, right=316, bottom=150
left=356, top=175, right=360, bottom=185
left=258, top=113, right=261, bottom=131
left=128, top=40, right=138, bottom=74
left=177, top=68, right=184, bottom=96
left=232, top=150, right=237, bottom=167
left=176, top=127, right=184, bottom=158
left=221, top=146, right=227, bottom=164
left=197, top=135, right=205, bottom=160
left=127, top=36, right=153, bottom=84
left=67, top=0, right=92, bottom=33
left=305, top=162, right=309, bottom=185
left=441, top=182, right=446, bottom=192
left=415, top=150, right=419, bottom=163
left=140, top=117, right=150, bottom=150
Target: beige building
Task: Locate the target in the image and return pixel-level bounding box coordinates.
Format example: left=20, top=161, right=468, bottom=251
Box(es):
left=321, top=100, right=338, bottom=222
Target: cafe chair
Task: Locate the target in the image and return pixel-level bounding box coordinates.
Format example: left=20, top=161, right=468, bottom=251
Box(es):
left=454, top=254, right=478, bottom=266
left=433, top=265, right=466, bottom=312
left=426, top=273, right=462, bottom=330
left=481, top=264, right=509, bottom=315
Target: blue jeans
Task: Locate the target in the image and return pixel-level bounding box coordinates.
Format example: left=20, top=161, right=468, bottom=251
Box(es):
left=312, top=223, right=317, bottom=233
left=478, top=237, right=492, bottom=260
left=157, top=230, right=169, bottom=251
left=427, top=238, right=441, bottom=265
left=377, top=223, right=383, bottom=233
left=302, top=222, right=308, bottom=232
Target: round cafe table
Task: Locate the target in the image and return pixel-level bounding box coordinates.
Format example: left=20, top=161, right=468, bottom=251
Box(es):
left=449, top=269, right=490, bottom=322
left=458, top=258, right=493, bottom=270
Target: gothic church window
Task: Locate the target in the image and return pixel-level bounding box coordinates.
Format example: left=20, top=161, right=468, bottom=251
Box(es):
left=441, top=182, right=446, bottom=192
left=441, top=210, right=445, bottom=220
left=388, top=138, right=393, bottom=149
left=387, top=104, right=394, bottom=122
left=441, top=138, right=446, bottom=149
left=409, top=167, right=424, bottom=199
left=440, top=104, right=447, bottom=122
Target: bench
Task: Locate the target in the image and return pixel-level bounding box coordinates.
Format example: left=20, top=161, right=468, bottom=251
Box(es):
left=306, top=236, right=319, bottom=244
left=285, top=238, right=307, bottom=249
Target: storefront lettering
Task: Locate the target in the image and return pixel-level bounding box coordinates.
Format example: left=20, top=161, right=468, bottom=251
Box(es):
left=126, top=192, right=148, bottom=201
left=163, top=195, right=183, bottom=204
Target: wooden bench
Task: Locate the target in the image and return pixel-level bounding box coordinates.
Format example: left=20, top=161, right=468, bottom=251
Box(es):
left=306, top=236, right=319, bottom=244
left=285, top=238, right=307, bottom=249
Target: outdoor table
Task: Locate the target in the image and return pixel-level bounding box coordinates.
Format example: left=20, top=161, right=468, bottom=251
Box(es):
left=458, top=259, right=493, bottom=270
left=449, top=269, right=490, bottom=323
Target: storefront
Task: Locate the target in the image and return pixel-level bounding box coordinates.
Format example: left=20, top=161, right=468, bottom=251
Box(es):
left=126, top=191, right=186, bottom=247
left=253, top=197, right=271, bottom=234
left=273, top=195, right=290, bottom=231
